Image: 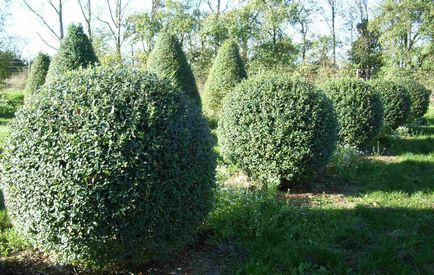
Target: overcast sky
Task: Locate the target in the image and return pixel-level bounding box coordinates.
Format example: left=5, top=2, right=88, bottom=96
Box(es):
left=5, top=0, right=380, bottom=60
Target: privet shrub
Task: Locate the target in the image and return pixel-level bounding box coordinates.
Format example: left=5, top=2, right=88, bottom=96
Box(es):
left=147, top=32, right=201, bottom=106
left=320, top=78, right=383, bottom=149
left=25, top=53, right=51, bottom=92
left=398, top=79, right=431, bottom=121
left=2, top=66, right=215, bottom=267
left=46, top=24, right=98, bottom=81
left=218, top=74, right=338, bottom=188
left=202, top=40, right=247, bottom=118
left=370, top=80, right=411, bottom=130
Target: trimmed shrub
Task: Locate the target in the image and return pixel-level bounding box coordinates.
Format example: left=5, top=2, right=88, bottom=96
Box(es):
left=218, top=74, right=338, bottom=188
left=370, top=80, right=411, bottom=130
left=147, top=32, right=200, bottom=106
left=46, top=24, right=98, bottom=81
left=202, top=40, right=247, bottom=118
left=398, top=79, right=431, bottom=121
left=2, top=66, right=215, bottom=267
left=25, top=53, right=50, bottom=92
left=320, top=78, right=383, bottom=149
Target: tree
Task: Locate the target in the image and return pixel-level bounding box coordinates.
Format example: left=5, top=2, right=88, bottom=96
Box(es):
left=77, top=0, right=93, bottom=41
left=25, top=53, right=51, bottom=92
left=349, top=19, right=382, bottom=74
left=370, top=0, right=433, bottom=69
left=293, top=0, right=316, bottom=62
left=202, top=40, right=247, bottom=118
left=46, top=23, right=98, bottom=81
left=22, top=0, right=64, bottom=49
left=320, top=0, right=340, bottom=67
left=98, top=0, right=132, bottom=60
left=147, top=32, right=200, bottom=106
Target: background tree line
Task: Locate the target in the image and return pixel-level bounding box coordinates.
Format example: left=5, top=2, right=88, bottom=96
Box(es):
left=0, top=0, right=433, bottom=90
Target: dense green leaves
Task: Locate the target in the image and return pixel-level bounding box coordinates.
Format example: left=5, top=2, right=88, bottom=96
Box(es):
left=218, top=74, right=338, bottom=188
left=147, top=32, right=200, bottom=106
left=203, top=40, right=247, bottom=119
left=1, top=66, right=215, bottom=267
left=398, top=79, right=431, bottom=121
left=320, top=78, right=383, bottom=149
left=370, top=80, right=411, bottom=130
left=25, top=53, right=50, bottom=92
left=46, top=24, right=98, bottom=81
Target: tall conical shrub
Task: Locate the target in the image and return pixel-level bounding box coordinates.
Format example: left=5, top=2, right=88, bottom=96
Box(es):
left=147, top=32, right=200, bottom=106
left=25, top=53, right=50, bottom=92
left=203, top=40, right=247, bottom=119
left=46, top=23, right=98, bottom=81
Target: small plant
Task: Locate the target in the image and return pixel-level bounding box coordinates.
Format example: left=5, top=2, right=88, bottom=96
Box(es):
left=327, top=144, right=363, bottom=178
left=320, top=78, right=384, bottom=149
left=46, top=23, right=98, bottom=81
left=202, top=40, right=247, bottom=119
left=147, top=32, right=201, bottom=106
left=25, top=53, right=51, bottom=92
left=218, top=73, right=338, bottom=189
left=2, top=66, right=216, bottom=267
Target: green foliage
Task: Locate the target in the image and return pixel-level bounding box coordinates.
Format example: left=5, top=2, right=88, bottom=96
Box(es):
left=202, top=40, right=247, bottom=118
left=397, top=79, right=431, bottom=121
left=25, top=53, right=50, bottom=92
left=218, top=74, right=338, bottom=188
left=46, top=24, right=98, bottom=81
left=147, top=32, right=200, bottom=106
left=320, top=78, right=384, bottom=149
left=349, top=19, right=382, bottom=74
left=1, top=66, right=216, bottom=267
left=370, top=80, right=411, bottom=130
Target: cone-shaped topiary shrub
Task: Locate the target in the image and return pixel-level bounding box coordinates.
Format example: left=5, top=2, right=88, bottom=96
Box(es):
left=25, top=53, right=50, bottom=92
left=320, top=78, right=383, bottom=149
left=2, top=66, right=216, bottom=267
left=397, top=79, right=431, bottom=121
left=370, top=80, right=411, bottom=130
left=202, top=40, right=247, bottom=118
left=46, top=23, right=98, bottom=81
left=218, top=73, right=338, bottom=188
left=147, top=32, right=200, bottom=106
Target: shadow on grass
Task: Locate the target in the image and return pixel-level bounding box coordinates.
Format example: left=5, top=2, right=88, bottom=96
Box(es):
left=208, top=191, right=434, bottom=274
left=327, top=157, right=434, bottom=195
left=390, top=136, right=434, bottom=155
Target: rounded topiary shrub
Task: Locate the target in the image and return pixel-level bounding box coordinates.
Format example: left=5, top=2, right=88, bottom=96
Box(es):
left=370, top=80, right=411, bottom=130
left=320, top=78, right=383, bottom=149
left=147, top=32, right=200, bottom=106
left=25, top=52, right=50, bottom=92
left=2, top=66, right=215, bottom=267
left=398, top=79, right=431, bottom=121
left=218, top=74, right=338, bottom=188
left=46, top=23, right=98, bottom=81
left=202, top=40, right=247, bottom=119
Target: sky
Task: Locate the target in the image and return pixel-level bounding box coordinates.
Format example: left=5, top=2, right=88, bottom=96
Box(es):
left=4, top=0, right=380, bottom=61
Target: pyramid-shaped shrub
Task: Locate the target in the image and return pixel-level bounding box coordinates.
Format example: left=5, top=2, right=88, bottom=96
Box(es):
left=25, top=52, right=50, bottom=92
left=46, top=23, right=98, bottom=81
left=203, top=40, right=247, bottom=119
left=147, top=32, right=200, bottom=106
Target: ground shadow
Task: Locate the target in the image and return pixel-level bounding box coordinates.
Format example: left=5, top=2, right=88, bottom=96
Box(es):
left=391, top=136, right=434, bottom=155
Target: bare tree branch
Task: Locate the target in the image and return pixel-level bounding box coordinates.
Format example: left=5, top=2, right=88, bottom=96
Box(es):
left=22, top=0, right=60, bottom=40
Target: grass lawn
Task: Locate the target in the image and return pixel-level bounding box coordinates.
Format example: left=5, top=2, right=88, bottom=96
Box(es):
left=0, top=94, right=433, bottom=273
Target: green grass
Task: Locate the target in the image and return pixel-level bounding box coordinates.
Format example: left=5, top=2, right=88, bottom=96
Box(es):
left=0, top=95, right=433, bottom=273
